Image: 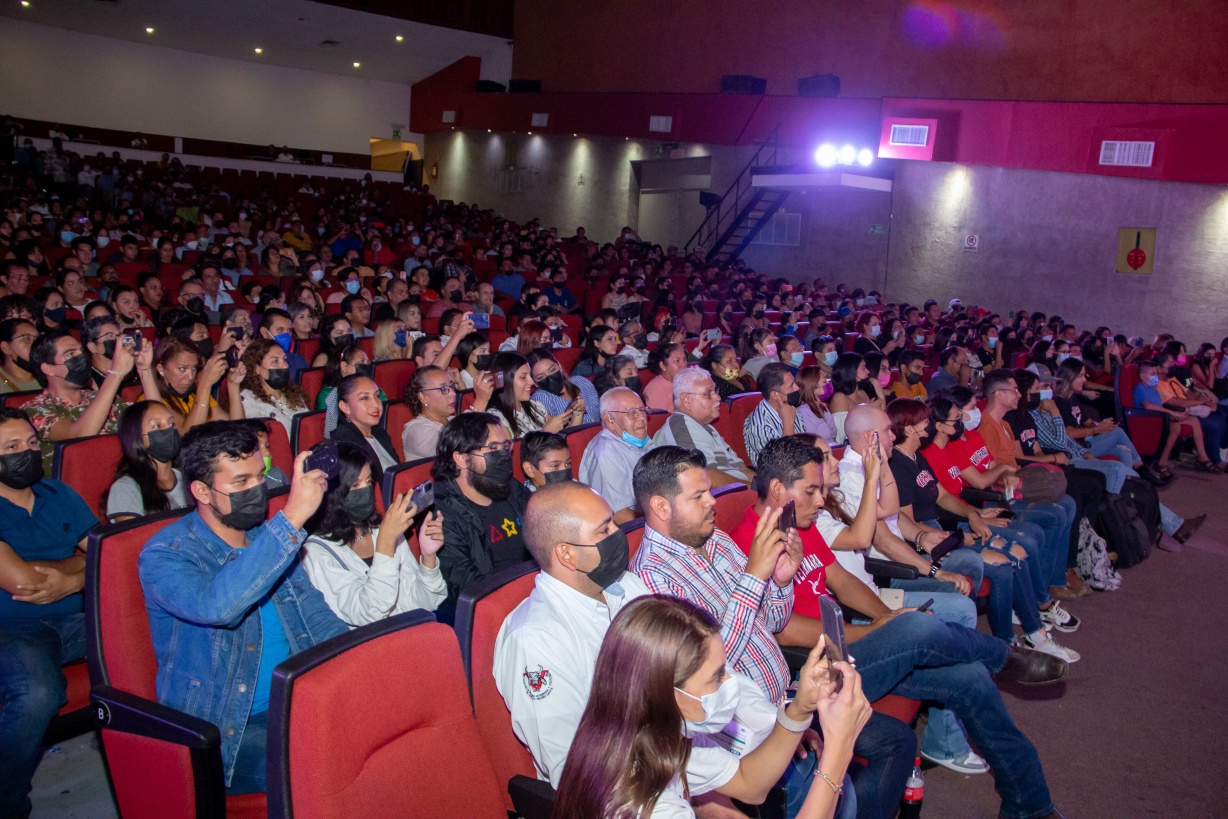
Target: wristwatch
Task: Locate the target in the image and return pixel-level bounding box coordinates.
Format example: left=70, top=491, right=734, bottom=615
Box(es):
left=928, top=564, right=940, bottom=578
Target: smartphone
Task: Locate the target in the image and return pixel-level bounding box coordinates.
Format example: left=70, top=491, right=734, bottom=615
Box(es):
left=225, top=348, right=240, bottom=368
left=228, top=326, right=245, bottom=339
left=778, top=499, right=796, bottom=533
left=818, top=595, right=848, bottom=693
left=409, top=479, right=434, bottom=511
left=470, top=312, right=490, bottom=330
left=990, top=508, right=1016, bottom=520
left=305, top=442, right=341, bottom=480
left=929, top=531, right=964, bottom=565
left=550, top=326, right=564, bottom=343
left=706, top=328, right=720, bottom=342
left=915, top=597, right=935, bottom=613
left=493, top=371, right=505, bottom=390
left=122, top=334, right=141, bottom=351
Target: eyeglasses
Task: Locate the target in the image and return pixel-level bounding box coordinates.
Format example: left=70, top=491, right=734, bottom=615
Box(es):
left=420, top=384, right=454, bottom=395
left=684, top=391, right=719, bottom=400
left=471, top=440, right=513, bottom=454
left=606, top=407, right=649, bottom=419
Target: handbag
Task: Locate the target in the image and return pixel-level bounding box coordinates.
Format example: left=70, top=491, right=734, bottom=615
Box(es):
left=1018, top=463, right=1068, bottom=504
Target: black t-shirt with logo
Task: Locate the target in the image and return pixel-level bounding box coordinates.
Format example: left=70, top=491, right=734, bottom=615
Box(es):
left=1054, top=396, right=1083, bottom=429
left=1005, top=409, right=1045, bottom=456
left=479, top=497, right=528, bottom=572
left=889, top=449, right=941, bottom=523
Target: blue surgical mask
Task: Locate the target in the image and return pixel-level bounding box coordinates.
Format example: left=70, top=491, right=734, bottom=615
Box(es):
left=345, top=280, right=361, bottom=294
left=823, top=351, right=838, bottom=366
left=790, top=352, right=805, bottom=366
left=914, top=334, right=926, bottom=344
left=1145, top=375, right=1160, bottom=387
left=1056, top=353, right=1070, bottom=364
left=272, top=331, right=293, bottom=353
left=1039, top=388, right=1053, bottom=400
left=869, top=325, right=882, bottom=338
left=411, top=236, right=421, bottom=245
left=60, top=230, right=76, bottom=243
left=394, top=329, right=408, bottom=348
left=620, top=430, right=650, bottom=449
left=987, top=337, right=998, bottom=348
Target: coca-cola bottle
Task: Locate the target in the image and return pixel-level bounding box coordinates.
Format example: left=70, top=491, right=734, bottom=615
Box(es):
left=899, top=756, right=924, bottom=818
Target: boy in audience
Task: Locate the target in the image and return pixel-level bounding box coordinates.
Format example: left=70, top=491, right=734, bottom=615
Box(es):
left=519, top=430, right=571, bottom=491
left=139, top=423, right=345, bottom=794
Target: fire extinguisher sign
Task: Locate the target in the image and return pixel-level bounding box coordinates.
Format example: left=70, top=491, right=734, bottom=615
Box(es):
left=1116, top=228, right=1156, bottom=274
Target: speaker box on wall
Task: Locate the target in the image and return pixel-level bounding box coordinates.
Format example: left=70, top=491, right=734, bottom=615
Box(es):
left=475, top=80, right=506, bottom=93
left=798, top=74, right=841, bottom=98
left=509, top=79, right=543, bottom=93
left=720, top=75, right=767, bottom=95
left=699, top=191, right=722, bottom=209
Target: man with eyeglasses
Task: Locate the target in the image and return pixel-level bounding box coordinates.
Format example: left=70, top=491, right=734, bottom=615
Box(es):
left=0, top=318, right=40, bottom=394
left=653, top=366, right=755, bottom=487
left=83, top=316, right=140, bottom=389
left=1, top=261, right=31, bottom=298
left=434, top=413, right=531, bottom=609
left=577, top=387, right=654, bottom=524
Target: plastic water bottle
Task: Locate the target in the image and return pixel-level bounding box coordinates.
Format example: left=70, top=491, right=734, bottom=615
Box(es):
left=899, top=756, right=924, bottom=818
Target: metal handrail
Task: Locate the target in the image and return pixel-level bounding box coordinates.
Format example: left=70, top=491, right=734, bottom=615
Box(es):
left=685, top=126, right=779, bottom=256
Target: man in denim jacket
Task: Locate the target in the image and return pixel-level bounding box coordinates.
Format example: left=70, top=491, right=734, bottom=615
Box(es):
left=139, top=421, right=346, bottom=794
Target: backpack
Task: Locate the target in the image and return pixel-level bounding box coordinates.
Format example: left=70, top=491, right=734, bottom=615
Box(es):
left=1120, top=476, right=1162, bottom=548
left=1095, top=494, right=1151, bottom=569
left=1076, top=517, right=1122, bottom=591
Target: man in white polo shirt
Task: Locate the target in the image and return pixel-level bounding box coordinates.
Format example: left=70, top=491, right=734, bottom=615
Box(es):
left=577, top=387, right=652, bottom=523
left=652, top=367, right=754, bottom=487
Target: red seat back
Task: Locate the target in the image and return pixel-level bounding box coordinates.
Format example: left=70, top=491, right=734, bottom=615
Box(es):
left=268, top=616, right=506, bottom=819
left=553, top=346, right=581, bottom=373
left=260, top=417, right=294, bottom=475
left=1119, top=363, right=1141, bottom=409
left=625, top=519, right=647, bottom=562
left=380, top=457, right=433, bottom=508
left=383, top=401, right=413, bottom=461
left=297, top=367, right=326, bottom=406
left=565, top=422, right=602, bottom=470
left=372, top=359, right=415, bottom=401
left=2, top=390, right=39, bottom=408
left=52, top=434, right=122, bottom=517
left=454, top=564, right=540, bottom=809
left=713, top=483, right=755, bottom=534
left=296, top=338, right=320, bottom=362
left=291, top=409, right=327, bottom=454
left=726, top=392, right=764, bottom=464
left=647, top=408, right=670, bottom=437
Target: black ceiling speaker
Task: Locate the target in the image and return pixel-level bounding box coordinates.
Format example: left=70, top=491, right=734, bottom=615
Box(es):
left=508, top=79, right=542, bottom=93
left=720, top=75, right=767, bottom=95
left=798, top=74, right=841, bottom=97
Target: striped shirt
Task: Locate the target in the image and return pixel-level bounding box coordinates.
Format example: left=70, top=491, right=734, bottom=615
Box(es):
left=631, top=525, right=794, bottom=704
left=652, top=412, right=749, bottom=479
left=743, top=400, right=782, bottom=467
left=534, top=375, right=600, bottom=425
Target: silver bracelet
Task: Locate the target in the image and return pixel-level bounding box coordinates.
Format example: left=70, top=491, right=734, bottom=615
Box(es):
left=815, top=769, right=843, bottom=796
left=776, top=704, right=810, bottom=733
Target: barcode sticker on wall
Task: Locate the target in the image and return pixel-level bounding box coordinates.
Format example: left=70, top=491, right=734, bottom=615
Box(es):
left=1099, top=141, right=1154, bottom=167
left=889, top=125, right=929, bottom=146
left=751, top=212, right=801, bottom=246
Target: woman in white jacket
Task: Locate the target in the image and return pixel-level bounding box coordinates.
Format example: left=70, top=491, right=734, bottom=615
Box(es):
left=302, top=441, right=446, bottom=626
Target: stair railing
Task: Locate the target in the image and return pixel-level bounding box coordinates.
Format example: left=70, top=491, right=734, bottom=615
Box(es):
left=684, top=126, right=779, bottom=258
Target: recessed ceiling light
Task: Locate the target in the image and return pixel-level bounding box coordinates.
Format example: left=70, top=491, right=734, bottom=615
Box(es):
left=145, top=26, right=154, bottom=34
left=487, top=129, right=492, bottom=133
left=21, top=1, right=30, bottom=7
left=353, top=61, right=361, bottom=68
left=395, top=35, right=404, bottom=42
left=573, top=133, right=578, bottom=137
left=527, top=131, right=533, bottom=135
left=254, top=47, right=263, bottom=54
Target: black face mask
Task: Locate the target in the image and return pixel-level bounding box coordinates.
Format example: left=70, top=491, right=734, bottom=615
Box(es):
left=905, top=371, right=923, bottom=385
left=471, top=448, right=513, bottom=500
left=623, top=375, right=642, bottom=394
left=786, top=390, right=802, bottom=407
left=632, top=332, right=648, bottom=349
left=570, top=528, right=629, bottom=590
left=947, top=419, right=965, bottom=439
left=184, top=297, right=205, bottom=315
left=542, top=467, right=571, bottom=485
left=13, top=355, right=32, bottom=373
left=1021, top=396, right=1041, bottom=411
left=333, top=333, right=355, bottom=350
left=100, top=340, right=117, bottom=359
left=264, top=367, right=290, bottom=390
left=211, top=481, right=268, bottom=531
left=0, top=448, right=43, bottom=490
left=344, top=485, right=377, bottom=523
left=64, top=353, right=93, bottom=388
left=44, top=306, right=66, bottom=324
left=472, top=354, right=492, bottom=371
left=190, top=338, right=212, bottom=359
left=353, top=362, right=374, bottom=379
left=538, top=372, right=565, bottom=395
left=448, top=289, right=463, bottom=303
left=145, top=426, right=180, bottom=463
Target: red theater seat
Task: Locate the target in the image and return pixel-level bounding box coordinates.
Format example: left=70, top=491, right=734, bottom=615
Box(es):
left=383, top=401, right=413, bottom=461
left=565, top=421, right=602, bottom=469
left=712, top=483, right=754, bottom=533
left=372, top=359, right=414, bottom=400
left=290, top=409, right=327, bottom=454
left=296, top=367, right=326, bottom=406
left=52, top=434, right=121, bottom=518
left=266, top=613, right=506, bottom=819
left=379, top=457, right=433, bottom=509
left=725, top=392, right=764, bottom=464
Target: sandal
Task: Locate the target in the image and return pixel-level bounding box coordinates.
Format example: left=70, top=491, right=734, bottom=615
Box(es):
left=1193, top=459, right=1218, bottom=473
left=1154, top=464, right=1174, bottom=478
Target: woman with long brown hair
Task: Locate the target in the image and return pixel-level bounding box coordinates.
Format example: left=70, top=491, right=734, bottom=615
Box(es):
left=551, top=595, right=869, bottom=819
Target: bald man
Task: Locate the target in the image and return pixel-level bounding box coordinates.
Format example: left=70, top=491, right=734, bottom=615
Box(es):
left=493, top=481, right=650, bottom=786
left=837, top=405, right=983, bottom=593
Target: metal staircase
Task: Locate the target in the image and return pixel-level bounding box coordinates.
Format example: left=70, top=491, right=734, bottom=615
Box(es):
left=684, top=126, right=788, bottom=265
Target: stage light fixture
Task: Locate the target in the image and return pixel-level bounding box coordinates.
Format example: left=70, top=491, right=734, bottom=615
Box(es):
left=857, top=148, right=874, bottom=166
left=815, top=144, right=837, bottom=167
left=839, top=145, right=856, bottom=164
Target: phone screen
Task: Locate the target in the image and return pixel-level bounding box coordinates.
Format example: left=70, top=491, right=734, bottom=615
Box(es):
left=707, top=328, right=720, bottom=341
left=818, top=595, right=847, bottom=693
left=494, top=371, right=505, bottom=389
left=778, top=499, right=796, bottom=533
left=471, top=312, right=490, bottom=329
left=409, top=480, right=434, bottom=510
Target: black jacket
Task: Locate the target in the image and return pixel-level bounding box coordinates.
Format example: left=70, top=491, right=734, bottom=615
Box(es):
left=434, top=478, right=531, bottom=605
left=329, top=419, right=398, bottom=483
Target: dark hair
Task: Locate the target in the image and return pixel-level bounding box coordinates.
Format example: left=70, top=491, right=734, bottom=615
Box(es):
left=402, top=365, right=443, bottom=415
left=29, top=329, right=72, bottom=387
left=1013, top=368, right=1038, bottom=396
left=632, top=445, right=707, bottom=510
left=82, top=315, right=119, bottom=345
left=886, top=397, right=930, bottom=445
left=0, top=317, right=36, bottom=363
left=646, top=342, right=682, bottom=376
left=830, top=352, right=864, bottom=396
left=456, top=331, right=489, bottom=369
left=320, top=343, right=362, bottom=389
left=109, top=401, right=178, bottom=516
left=756, top=362, right=791, bottom=397
left=898, top=349, right=926, bottom=370
left=520, top=430, right=567, bottom=470
left=927, top=394, right=960, bottom=439
left=179, top=420, right=260, bottom=487
left=808, top=334, right=836, bottom=355
left=260, top=307, right=292, bottom=332
left=305, top=441, right=380, bottom=544
left=490, top=352, right=543, bottom=437
left=938, top=346, right=963, bottom=369
left=335, top=373, right=379, bottom=425
left=578, top=323, right=615, bottom=367
left=340, top=293, right=366, bottom=318
left=0, top=406, right=34, bottom=431
left=433, top=412, right=501, bottom=482
left=437, top=307, right=462, bottom=334
left=755, top=435, right=824, bottom=498
left=317, top=313, right=354, bottom=357
left=410, top=333, right=442, bottom=361
left=944, top=385, right=976, bottom=409
left=240, top=338, right=309, bottom=410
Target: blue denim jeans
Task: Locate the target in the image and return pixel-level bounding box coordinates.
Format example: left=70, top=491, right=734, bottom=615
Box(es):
left=0, top=612, right=87, bottom=818
left=780, top=755, right=857, bottom=819
left=227, top=709, right=268, bottom=795
left=1086, top=426, right=1141, bottom=466
left=1070, top=456, right=1134, bottom=494
left=936, top=519, right=1045, bottom=641
left=888, top=547, right=985, bottom=594
left=1010, top=496, right=1075, bottom=590
left=851, top=612, right=1054, bottom=819
left=845, top=710, right=917, bottom=819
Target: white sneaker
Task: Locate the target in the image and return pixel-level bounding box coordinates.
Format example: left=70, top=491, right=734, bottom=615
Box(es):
left=1011, top=611, right=1021, bottom=626
left=1020, top=630, right=1081, bottom=663
left=921, top=748, right=991, bottom=775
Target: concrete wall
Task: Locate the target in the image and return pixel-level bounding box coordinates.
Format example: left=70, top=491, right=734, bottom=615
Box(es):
left=0, top=19, right=411, bottom=156
left=886, top=161, right=1228, bottom=342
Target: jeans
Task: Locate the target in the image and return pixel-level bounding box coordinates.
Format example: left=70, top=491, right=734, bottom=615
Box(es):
left=888, top=547, right=985, bottom=595
left=1198, top=411, right=1227, bottom=464
left=0, top=613, right=87, bottom=818
left=1009, top=496, right=1075, bottom=590
left=780, top=755, right=857, bottom=819
left=845, top=711, right=917, bottom=819
left=1086, top=426, right=1141, bottom=466
left=1070, top=456, right=1134, bottom=494
left=852, top=612, right=1055, bottom=819
left=904, top=592, right=980, bottom=763
left=227, top=709, right=268, bottom=795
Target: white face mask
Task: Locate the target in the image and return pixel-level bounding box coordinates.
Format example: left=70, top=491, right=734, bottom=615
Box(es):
left=965, top=407, right=982, bottom=430
left=676, top=674, right=739, bottom=737
left=310, top=267, right=325, bottom=281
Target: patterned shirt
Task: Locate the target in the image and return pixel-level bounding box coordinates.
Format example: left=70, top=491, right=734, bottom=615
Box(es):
left=26, top=389, right=128, bottom=473
left=632, top=525, right=794, bottom=703
left=743, top=400, right=782, bottom=467
left=534, top=375, right=600, bottom=425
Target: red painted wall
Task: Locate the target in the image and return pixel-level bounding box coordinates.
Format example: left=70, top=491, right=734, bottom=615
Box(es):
left=512, top=0, right=1228, bottom=104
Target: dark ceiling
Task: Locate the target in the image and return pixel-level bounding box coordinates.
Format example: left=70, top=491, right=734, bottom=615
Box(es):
left=316, top=0, right=513, bottom=39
